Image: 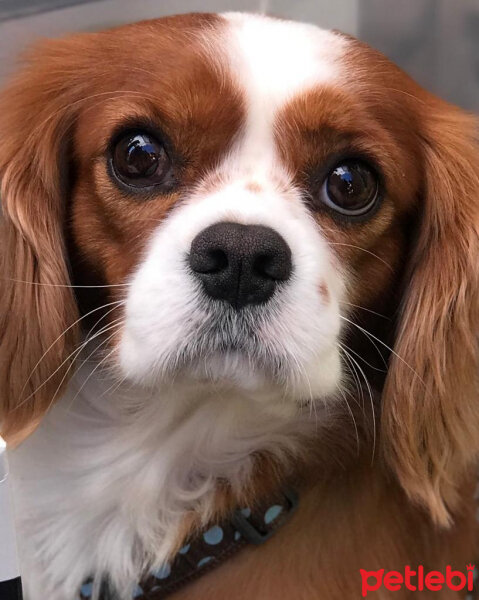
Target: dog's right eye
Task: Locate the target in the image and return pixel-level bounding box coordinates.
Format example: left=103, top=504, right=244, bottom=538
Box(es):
left=111, top=131, right=172, bottom=188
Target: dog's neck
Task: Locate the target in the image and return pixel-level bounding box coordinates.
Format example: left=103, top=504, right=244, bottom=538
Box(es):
left=10, top=360, right=330, bottom=600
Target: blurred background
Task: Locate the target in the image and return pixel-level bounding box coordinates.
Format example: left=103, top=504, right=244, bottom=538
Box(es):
left=0, top=0, right=477, bottom=110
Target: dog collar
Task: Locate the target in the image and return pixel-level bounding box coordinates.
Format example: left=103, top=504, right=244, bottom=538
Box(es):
left=80, top=488, right=298, bottom=600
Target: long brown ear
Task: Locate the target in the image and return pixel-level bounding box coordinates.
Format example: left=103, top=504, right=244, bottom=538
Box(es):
left=0, top=40, right=86, bottom=444
left=382, top=98, right=479, bottom=526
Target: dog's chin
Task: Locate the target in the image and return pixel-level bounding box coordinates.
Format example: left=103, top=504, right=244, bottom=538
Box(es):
left=117, top=337, right=342, bottom=409
left=185, top=350, right=275, bottom=391
left=118, top=305, right=343, bottom=402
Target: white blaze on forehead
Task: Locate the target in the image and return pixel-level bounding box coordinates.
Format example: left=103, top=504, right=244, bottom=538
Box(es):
left=222, top=13, right=345, bottom=103
left=220, top=13, right=347, bottom=176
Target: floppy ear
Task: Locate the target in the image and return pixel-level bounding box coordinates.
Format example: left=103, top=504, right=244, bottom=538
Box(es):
left=0, top=40, right=87, bottom=444
left=382, top=98, right=479, bottom=526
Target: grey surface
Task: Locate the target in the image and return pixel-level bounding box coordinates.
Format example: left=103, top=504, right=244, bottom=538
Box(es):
left=0, top=0, right=102, bottom=22
left=359, top=0, right=479, bottom=110
left=0, top=0, right=477, bottom=110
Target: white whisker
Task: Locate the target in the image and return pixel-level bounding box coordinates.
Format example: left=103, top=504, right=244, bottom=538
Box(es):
left=339, top=315, right=426, bottom=389
left=17, top=316, right=124, bottom=409
left=19, top=300, right=125, bottom=399
left=340, top=345, right=376, bottom=463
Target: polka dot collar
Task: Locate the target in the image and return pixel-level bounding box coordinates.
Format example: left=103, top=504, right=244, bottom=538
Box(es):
left=80, top=488, right=298, bottom=600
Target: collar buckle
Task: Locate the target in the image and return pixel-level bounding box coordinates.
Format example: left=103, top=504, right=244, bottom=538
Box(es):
left=231, top=488, right=299, bottom=546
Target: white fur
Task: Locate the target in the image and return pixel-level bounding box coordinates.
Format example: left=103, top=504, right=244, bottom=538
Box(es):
left=11, top=367, right=324, bottom=600
left=120, top=181, right=344, bottom=399
left=221, top=12, right=346, bottom=180
left=10, top=14, right=348, bottom=600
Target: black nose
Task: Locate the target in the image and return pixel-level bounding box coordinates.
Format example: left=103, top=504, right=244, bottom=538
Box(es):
left=189, top=222, right=292, bottom=309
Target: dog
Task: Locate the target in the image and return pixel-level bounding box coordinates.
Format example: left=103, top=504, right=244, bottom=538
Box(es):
left=0, top=11, right=478, bottom=600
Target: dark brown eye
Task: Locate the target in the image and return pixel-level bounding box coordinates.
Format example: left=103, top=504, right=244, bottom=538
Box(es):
left=111, top=131, right=172, bottom=188
left=321, top=161, right=379, bottom=216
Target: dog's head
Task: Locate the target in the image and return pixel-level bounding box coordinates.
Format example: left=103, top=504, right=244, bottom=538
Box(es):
left=0, top=13, right=478, bottom=524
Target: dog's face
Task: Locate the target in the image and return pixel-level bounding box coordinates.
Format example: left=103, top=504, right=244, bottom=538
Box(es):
left=109, top=16, right=351, bottom=397
left=69, top=14, right=415, bottom=398
left=0, top=13, right=478, bottom=524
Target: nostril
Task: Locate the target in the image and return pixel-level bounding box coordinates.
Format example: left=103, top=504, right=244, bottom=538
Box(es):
left=253, top=251, right=292, bottom=282
left=190, top=248, right=228, bottom=275
left=207, top=249, right=228, bottom=273
left=253, top=254, right=278, bottom=280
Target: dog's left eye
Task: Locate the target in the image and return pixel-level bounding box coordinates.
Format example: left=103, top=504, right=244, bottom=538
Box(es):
left=320, top=160, right=379, bottom=216
left=111, top=131, right=171, bottom=188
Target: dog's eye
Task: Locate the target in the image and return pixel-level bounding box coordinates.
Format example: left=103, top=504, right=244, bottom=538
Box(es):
left=112, top=131, right=171, bottom=188
left=321, top=161, right=379, bottom=216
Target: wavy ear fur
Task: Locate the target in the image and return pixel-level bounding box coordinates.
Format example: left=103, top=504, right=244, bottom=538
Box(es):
left=382, top=99, right=479, bottom=526
left=0, top=40, right=88, bottom=444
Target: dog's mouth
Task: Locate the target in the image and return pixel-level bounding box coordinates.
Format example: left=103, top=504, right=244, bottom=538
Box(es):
left=119, top=279, right=343, bottom=401
left=160, top=303, right=289, bottom=384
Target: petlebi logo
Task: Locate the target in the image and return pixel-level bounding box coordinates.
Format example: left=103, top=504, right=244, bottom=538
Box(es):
left=360, top=564, right=475, bottom=596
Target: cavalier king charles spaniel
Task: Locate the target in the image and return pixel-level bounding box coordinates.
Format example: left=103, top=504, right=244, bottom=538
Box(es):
left=0, top=12, right=478, bottom=600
